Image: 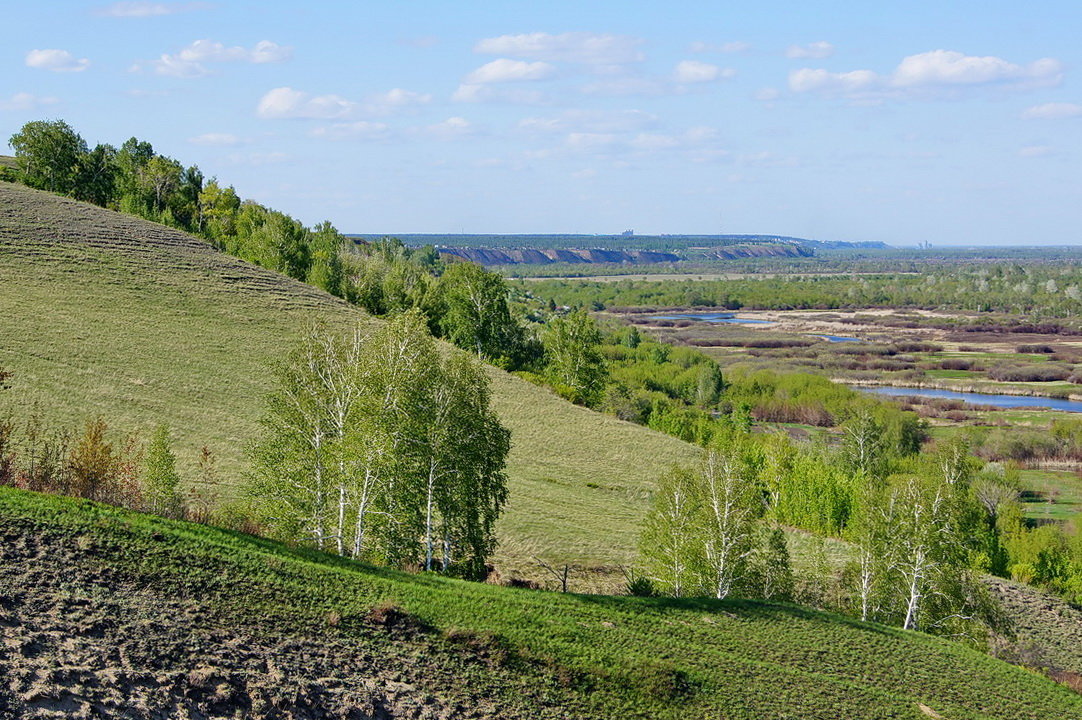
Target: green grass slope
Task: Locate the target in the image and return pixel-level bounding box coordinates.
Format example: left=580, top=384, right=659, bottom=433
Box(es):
left=0, top=182, right=697, bottom=579
left=2, top=487, right=1078, bottom=720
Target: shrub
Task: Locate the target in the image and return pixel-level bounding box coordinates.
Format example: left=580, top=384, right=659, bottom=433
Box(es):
left=987, top=364, right=1070, bottom=382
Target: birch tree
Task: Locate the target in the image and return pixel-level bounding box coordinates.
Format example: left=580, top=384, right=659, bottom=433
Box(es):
left=143, top=424, right=183, bottom=518
left=250, top=311, right=510, bottom=576
left=640, top=466, right=702, bottom=597
left=544, top=308, right=607, bottom=407
left=698, top=446, right=760, bottom=599
left=248, top=329, right=340, bottom=548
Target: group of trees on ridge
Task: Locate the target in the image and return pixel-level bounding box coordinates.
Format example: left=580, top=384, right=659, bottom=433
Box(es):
left=248, top=313, right=510, bottom=579
left=640, top=415, right=1082, bottom=639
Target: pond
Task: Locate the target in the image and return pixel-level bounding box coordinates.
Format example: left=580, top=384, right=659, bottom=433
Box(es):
left=816, top=335, right=863, bottom=343
left=859, top=386, right=1082, bottom=413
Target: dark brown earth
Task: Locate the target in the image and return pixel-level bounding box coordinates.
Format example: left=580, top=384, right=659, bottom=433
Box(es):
left=0, top=529, right=576, bottom=720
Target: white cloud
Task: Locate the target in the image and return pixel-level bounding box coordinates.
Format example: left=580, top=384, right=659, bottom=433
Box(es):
left=257, top=87, right=355, bottom=119
left=786, top=41, right=835, bottom=59
left=464, top=59, right=555, bottom=84
left=143, top=39, right=292, bottom=77
left=366, top=88, right=432, bottom=113
left=1022, top=102, right=1082, bottom=120
left=451, top=83, right=546, bottom=105
left=754, top=87, right=781, bottom=101
left=311, top=121, right=391, bottom=141
left=892, top=50, right=1061, bottom=88
left=474, top=32, right=644, bottom=65
left=424, top=116, right=479, bottom=140
left=26, top=49, right=90, bottom=73
left=673, top=60, right=735, bottom=84
left=690, top=41, right=751, bottom=54
left=789, top=50, right=1063, bottom=99
left=1019, top=145, right=1054, bottom=158
left=187, top=132, right=243, bottom=146
left=0, top=92, right=59, bottom=111
left=789, top=68, right=879, bottom=94
left=96, top=1, right=208, bottom=17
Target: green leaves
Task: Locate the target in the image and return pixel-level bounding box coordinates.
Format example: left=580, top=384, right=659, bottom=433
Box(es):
left=248, top=313, right=510, bottom=576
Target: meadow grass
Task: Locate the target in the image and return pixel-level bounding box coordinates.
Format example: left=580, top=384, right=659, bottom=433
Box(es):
left=3, top=485, right=1078, bottom=720
left=0, top=182, right=697, bottom=582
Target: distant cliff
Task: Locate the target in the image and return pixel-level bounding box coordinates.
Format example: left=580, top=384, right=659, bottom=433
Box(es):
left=436, top=242, right=815, bottom=265
left=438, top=247, right=682, bottom=265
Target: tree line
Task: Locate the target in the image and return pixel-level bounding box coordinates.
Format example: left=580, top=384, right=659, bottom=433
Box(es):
left=522, top=266, right=1082, bottom=319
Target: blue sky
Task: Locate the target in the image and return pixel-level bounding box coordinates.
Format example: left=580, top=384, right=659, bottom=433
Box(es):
left=4, top=1, right=1081, bottom=245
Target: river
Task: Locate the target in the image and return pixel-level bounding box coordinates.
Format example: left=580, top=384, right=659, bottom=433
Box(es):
left=859, top=386, right=1082, bottom=413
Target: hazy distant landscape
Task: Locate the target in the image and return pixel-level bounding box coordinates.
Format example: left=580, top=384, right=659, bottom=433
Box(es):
left=4, top=2, right=1082, bottom=718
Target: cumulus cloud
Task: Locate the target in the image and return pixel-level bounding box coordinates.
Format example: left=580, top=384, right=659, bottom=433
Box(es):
left=96, top=1, right=209, bottom=16
left=0, top=92, right=59, bottom=111
left=257, top=87, right=355, bottom=119
left=673, top=60, right=735, bottom=84
left=474, top=32, right=644, bottom=65
left=311, top=121, right=391, bottom=141
left=789, top=68, right=878, bottom=94
left=187, top=133, right=243, bottom=146
left=464, top=59, right=555, bottom=84
left=789, top=50, right=1063, bottom=99
left=424, top=117, right=479, bottom=140
left=366, top=88, right=432, bottom=112
left=26, top=49, right=90, bottom=72
left=786, top=41, right=835, bottom=59
left=140, top=39, right=292, bottom=77
left=892, top=50, right=1060, bottom=88
left=1022, top=102, right=1082, bottom=120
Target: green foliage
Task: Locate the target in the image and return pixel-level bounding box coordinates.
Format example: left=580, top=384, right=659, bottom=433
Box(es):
left=143, top=424, right=183, bottom=517
left=437, top=261, right=527, bottom=365
left=9, top=120, right=87, bottom=194
left=544, top=309, right=607, bottom=406
left=641, top=438, right=777, bottom=600
left=247, top=314, right=510, bottom=576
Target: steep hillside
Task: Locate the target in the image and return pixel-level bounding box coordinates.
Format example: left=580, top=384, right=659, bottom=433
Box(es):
left=2, top=488, right=1078, bottom=720
left=0, top=182, right=697, bottom=580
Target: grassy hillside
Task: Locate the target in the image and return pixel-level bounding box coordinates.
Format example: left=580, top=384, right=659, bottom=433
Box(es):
left=0, top=181, right=697, bottom=581
left=2, top=487, right=1078, bottom=720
